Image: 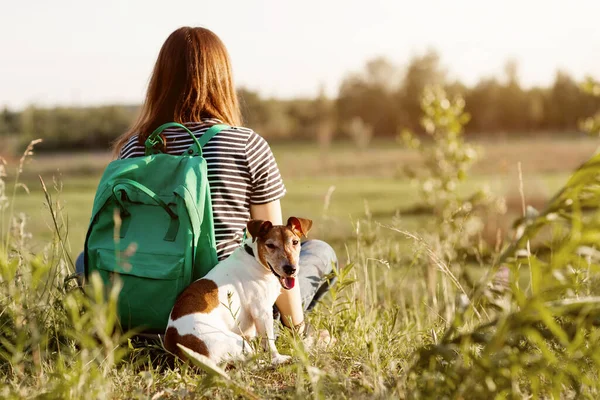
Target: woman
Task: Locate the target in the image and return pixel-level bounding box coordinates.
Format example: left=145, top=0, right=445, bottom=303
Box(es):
left=110, top=27, right=337, bottom=335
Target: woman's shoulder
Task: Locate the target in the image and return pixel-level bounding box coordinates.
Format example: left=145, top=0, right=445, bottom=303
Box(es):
left=181, top=120, right=250, bottom=138
left=119, top=135, right=142, bottom=159
left=189, top=121, right=269, bottom=148
left=214, top=124, right=255, bottom=139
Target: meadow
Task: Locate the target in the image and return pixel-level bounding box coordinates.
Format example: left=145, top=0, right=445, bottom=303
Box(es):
left=12, top=136, right=596, bottom=258
left=3, top=132, right=600, bottom=399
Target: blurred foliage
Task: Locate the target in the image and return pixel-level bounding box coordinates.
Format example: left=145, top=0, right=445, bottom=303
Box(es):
left=401, top=86, right=476, bottom=210
left=400, top=86, right=502, bottom=261
left=402, top=76, right=600, bottom=398
left=580, top=78, right=600, bottom=136
left=16, top=105, right=137, bottom=152
left=338, top=51, right=600, bottom=140
left=408, top=147, right=600, bottom=398
left=1, top=52, right=600, bottom=153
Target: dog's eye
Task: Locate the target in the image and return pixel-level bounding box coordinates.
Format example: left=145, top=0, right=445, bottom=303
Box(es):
left=266, top=243, right=277, bottom=249
left=292, top=240, right=299, bottom=246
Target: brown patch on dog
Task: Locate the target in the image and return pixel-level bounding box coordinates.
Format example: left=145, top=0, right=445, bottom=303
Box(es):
left=164, top=327, right=209, bottom=360
left=287, top=217, right=313, bottom=238
left=170, top=279, right=219, bottom=320
left=247, top=220, right=273, bottom=241
left=255, top=226, right=281, bottom=271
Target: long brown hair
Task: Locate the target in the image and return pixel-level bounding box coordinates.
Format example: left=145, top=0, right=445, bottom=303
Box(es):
left=112, top=27, right=242, bottom=156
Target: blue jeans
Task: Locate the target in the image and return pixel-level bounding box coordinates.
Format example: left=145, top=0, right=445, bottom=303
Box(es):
left=296, top=240, right=337, bottom=311
left=76, top=239, right=337, bottom=311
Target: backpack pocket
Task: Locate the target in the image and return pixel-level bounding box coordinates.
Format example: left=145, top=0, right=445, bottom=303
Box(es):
left=92, top=249, right=187, bottom=332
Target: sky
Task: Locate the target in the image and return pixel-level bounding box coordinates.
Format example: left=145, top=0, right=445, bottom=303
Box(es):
left=0, top=0, right=599, bottom=110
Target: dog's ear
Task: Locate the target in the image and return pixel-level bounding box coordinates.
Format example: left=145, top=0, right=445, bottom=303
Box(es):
left=287, top=217, right=313, bottom=238
left=247, top=220, right=273, bottom=242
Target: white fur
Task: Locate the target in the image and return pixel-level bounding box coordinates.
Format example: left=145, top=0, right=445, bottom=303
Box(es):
left=166, top=239, right=291, bottom=365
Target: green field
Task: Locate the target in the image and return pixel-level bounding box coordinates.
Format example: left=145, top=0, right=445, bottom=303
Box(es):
left=4, top=135, right=600, bottom=398
left=9, top=136, right=597, bottom=262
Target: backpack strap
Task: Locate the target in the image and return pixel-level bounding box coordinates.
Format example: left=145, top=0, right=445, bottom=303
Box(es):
left=186, top=124, right=230, bottom=157
left=144, top=122, right=230, bottom=157
left=145, top=122, right=202, bottom=156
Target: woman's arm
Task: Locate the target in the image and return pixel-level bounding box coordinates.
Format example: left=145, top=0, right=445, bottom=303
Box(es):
left=250, top=200, right=305, bottom=332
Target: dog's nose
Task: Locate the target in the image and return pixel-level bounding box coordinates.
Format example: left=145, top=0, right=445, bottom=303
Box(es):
left=283, top=265, right=296, bottom=276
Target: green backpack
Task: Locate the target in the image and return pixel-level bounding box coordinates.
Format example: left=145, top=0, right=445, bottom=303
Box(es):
left=84, top=122, right=228, bottom=333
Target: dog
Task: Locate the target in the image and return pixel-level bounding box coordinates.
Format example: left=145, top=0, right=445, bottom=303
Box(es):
left=164, top=216, right=312, bottom=365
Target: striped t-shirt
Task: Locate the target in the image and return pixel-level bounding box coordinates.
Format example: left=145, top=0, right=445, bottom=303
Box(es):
left=119, top=118, right=286, bottom=260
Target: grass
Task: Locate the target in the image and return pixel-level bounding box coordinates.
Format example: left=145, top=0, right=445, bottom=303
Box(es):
left=2, top=135, right=600, bottom=398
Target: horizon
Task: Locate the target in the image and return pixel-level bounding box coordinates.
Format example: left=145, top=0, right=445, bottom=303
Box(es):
left=1, top=0, right=599, bottom=110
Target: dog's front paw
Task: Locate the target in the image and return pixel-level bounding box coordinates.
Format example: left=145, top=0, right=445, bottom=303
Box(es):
left=271, top=353, right=292, bottom=365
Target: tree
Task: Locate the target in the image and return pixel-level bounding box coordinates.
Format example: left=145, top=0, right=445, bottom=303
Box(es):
left=397, top=50, right=446, bottom=133
left=313, top=85, right=335, bottom=149
left=0, top=107, right=10, bottom=136
left=465, top=78, right=503, bottom=134
left=547, top=70, right=582, bottom=131
left=336, top=57, right=399, bottom=139
left=238, top=88, right=268, bottom=129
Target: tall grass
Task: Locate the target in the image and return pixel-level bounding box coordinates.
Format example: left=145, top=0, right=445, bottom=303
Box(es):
left=401, top=149, right=600, bottom=397
left=0, top=141, right=129, bottom=399
left=2, top=83, right=600, bottom=398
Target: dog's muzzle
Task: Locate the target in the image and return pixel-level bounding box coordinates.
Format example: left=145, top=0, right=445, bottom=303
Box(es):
left=267, top=262, right=296, bottom=290
left=245, top=244, right=296, bottom=290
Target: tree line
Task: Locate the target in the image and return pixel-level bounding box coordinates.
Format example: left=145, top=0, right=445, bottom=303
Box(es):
left=1, top=50, right=598, bottom=152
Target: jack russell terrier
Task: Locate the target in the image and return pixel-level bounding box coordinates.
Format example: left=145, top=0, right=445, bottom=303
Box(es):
left=164, top=216, right=312, bottom=365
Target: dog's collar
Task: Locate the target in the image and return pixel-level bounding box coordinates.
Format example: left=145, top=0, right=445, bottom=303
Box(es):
left=244, top=243, right=254, bottom=257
